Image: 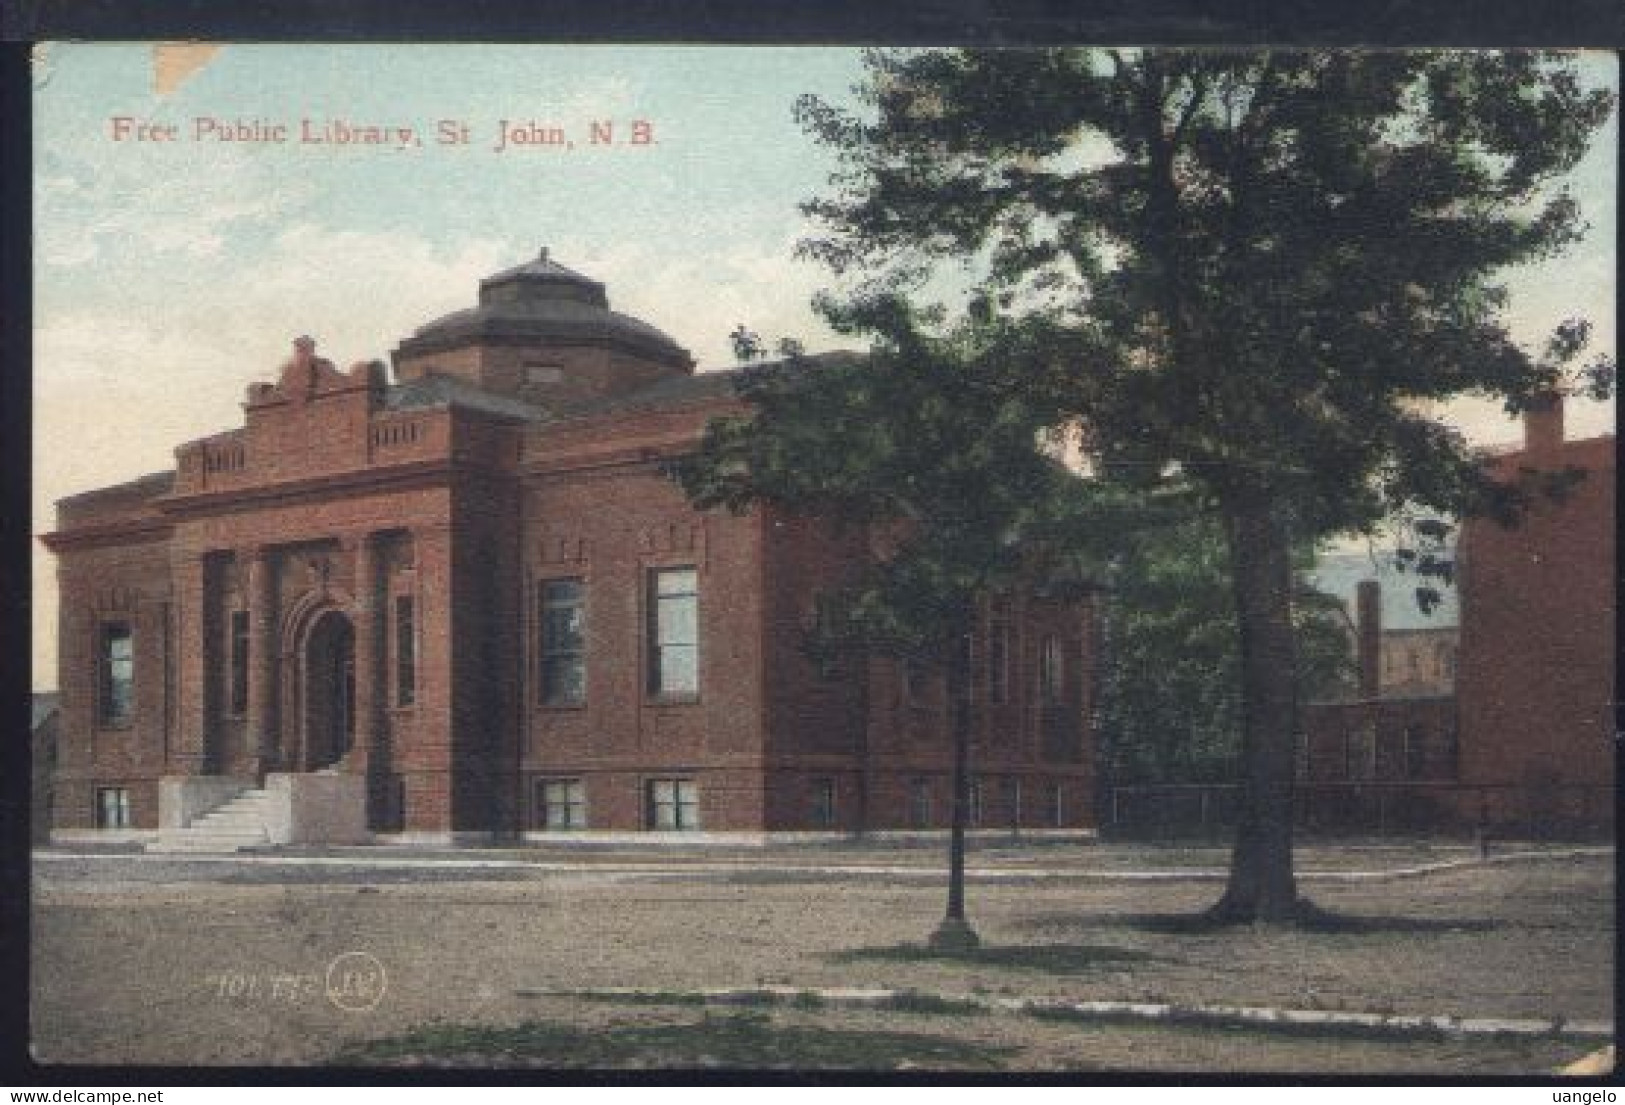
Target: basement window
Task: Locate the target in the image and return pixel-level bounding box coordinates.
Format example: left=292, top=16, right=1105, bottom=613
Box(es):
left=811, top=779, right=836, bottom=829
left=647, top=778, right=700, bottom=830
left=535, top=778, right=587, bottom=830
left=95, top=787, right=131, bottom=829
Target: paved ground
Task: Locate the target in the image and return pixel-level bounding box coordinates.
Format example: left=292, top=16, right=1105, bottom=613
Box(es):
left=29, top=840, right=1614, bottom=1073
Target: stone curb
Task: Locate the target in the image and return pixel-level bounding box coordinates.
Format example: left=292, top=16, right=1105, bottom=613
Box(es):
left=33, top=845, right=1610, bottom=884
left=516, top=984, right=1614, bottom=1042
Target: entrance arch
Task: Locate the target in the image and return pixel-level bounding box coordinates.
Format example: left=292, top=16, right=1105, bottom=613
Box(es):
left=303, top=609, right=355, bottom=771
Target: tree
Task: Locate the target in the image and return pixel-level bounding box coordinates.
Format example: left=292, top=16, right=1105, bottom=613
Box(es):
left=794, top=48, right=1614, bottom=920
left=678, top=305, right=1082, bottom=947
left=1098, top=516, right=1353, bottom=790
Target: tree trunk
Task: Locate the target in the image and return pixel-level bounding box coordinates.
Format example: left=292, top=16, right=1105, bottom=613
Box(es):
left=930, top=625, right=980, bottom=948
left=1211, top=487, right=1302, bottom=923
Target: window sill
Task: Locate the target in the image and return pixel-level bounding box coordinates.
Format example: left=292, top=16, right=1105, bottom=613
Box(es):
left=644, top=696, right=700, bottom=708
left=95, top=721, right=133, bottom=732
left=536, top=702, right=587, bottom=712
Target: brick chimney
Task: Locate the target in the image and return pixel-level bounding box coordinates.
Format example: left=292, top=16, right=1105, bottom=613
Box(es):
left=1356, top=579, right=1381, bottom=700
left=1524, top=392, right=1565, bottom=455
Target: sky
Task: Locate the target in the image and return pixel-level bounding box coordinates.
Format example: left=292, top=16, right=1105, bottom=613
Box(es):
left=29, top=44, right=1617, bottom=689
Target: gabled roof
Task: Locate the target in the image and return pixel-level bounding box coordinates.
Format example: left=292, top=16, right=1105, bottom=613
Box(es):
left=57, top=470, right=175, bottom=506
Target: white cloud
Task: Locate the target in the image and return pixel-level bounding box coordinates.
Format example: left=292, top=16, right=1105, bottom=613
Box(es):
left=34, top=139, right=315, bottom=270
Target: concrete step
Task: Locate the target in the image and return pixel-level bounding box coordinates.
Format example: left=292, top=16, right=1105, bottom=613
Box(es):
left=195, top=811, right=269, bottom=826
left=146, top=785, right=275, bottom=854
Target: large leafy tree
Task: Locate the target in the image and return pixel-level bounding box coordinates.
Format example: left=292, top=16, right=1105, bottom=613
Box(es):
left=794, top=48, right=1614, bottom=920
left=1099, top=517, right=1353, bottom=790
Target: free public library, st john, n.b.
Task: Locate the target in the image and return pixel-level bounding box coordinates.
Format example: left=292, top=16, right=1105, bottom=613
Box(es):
left=41, top=251, right=1096, bottom=847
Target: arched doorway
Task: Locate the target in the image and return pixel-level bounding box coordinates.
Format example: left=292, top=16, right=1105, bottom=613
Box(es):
left=304, top=609, right=355, bottom=771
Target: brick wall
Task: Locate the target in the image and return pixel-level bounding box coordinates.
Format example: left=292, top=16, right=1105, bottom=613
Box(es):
left=1456, top=429, right=1615, bottom=820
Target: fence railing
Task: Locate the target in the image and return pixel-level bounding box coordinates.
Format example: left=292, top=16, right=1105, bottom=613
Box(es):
left=1104, top=780, right=1615, bottom=840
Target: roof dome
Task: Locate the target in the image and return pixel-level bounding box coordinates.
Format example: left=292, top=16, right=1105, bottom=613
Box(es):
left=395, top=248, right=693, bottom=368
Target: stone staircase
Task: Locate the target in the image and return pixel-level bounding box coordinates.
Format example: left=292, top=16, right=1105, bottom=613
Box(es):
left=147, top=787, right=273, bottom=853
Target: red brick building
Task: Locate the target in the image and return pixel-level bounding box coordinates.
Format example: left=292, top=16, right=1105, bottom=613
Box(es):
left=42, top=253, right=1096, bottom=844
left=1297, top=400, right=1615, bottom=836
left=1453, top=398, right=1616, bottom=833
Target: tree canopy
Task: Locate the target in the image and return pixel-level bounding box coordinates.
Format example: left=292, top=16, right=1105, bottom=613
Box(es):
left=797, top=50, right=1614, bottom=534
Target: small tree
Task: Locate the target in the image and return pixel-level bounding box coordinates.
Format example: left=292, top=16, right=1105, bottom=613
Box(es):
left=794, top=48, right=1615, bottom=920
left=678, top=303, right=1085, bottom=947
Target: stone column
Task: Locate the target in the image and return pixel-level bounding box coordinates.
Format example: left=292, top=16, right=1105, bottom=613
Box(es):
left=244, top=546, right=277, bottom=775
left=345, top=532, right=381, bottom=775
left=171, top=549, right=212, bottom=773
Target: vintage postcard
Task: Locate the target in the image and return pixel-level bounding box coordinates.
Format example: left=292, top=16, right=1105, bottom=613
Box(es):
left=28, top=43, right=1616, bottom=1077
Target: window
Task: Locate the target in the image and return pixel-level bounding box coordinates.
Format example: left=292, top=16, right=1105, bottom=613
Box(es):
left=1005, top=777, right=1022, bottom=829
left=538, top=580, right=586, bottom=706
left=395, top=596, right=417, bottom=707
left=1039, top=635, right=1064, bottom=703
left=99, top=622, right=134, bottom=725
left=987, top=619, right=1009, bottom=705
left=228, top=609, right=250, bottom=716
left=535, top=778, right=587, bottom=830
left=910, top=779, right=932, bottom=829
left=647, top=778, right=700, bottom=830
left=95, top=787, right=131, bottom=829
left=647, top=568, right=698, bottom=698
left=968, top=777, right=985, bottom=826
left=811, top=778, right=836, bottom=829
left=902, top=657, right=929, bottom=704
left=1049, top=782, right=1065, bottom=828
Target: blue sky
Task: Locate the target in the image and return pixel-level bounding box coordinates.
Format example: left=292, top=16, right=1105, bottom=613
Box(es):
left=30, top=44, right=1617, bottom=687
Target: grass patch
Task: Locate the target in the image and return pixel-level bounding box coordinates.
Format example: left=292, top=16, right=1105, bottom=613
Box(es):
left=1027, top=1005, right=1107, bottom=1027
left=573, top=990, right=710, bottom=1007
left=875, top=991, right=987, bottom=1016
left=832, top=941, right=1154, bottom=973
left=331, top=1011, right=1017, bottom=1070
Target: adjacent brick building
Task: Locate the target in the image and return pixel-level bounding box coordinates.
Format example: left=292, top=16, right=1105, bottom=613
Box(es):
left=42, top=252, right=1097, bottom=843
left=1298, top=399, right=1614, bottom=836
left=1453, top=398, right=1616, bottom=833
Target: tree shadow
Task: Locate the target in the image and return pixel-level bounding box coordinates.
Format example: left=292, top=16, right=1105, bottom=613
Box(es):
left=1014, top=908, right=1503, bottom=936
left=830, top=941, right=1157, bottom=972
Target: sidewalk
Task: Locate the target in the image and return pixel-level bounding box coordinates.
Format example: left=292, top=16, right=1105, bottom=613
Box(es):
left=34, top=839, right=1612, bottom=884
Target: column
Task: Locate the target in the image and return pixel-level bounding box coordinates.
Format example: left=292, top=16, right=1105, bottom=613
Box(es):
left=244, top=546, right=277, bottom=774
left=170, top=549, right=211, bottom=773
left=345, top=531, right=381, bottom=775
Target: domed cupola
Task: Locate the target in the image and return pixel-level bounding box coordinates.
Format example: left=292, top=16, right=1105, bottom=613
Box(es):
left=391, top=248, right=694, bottom=407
